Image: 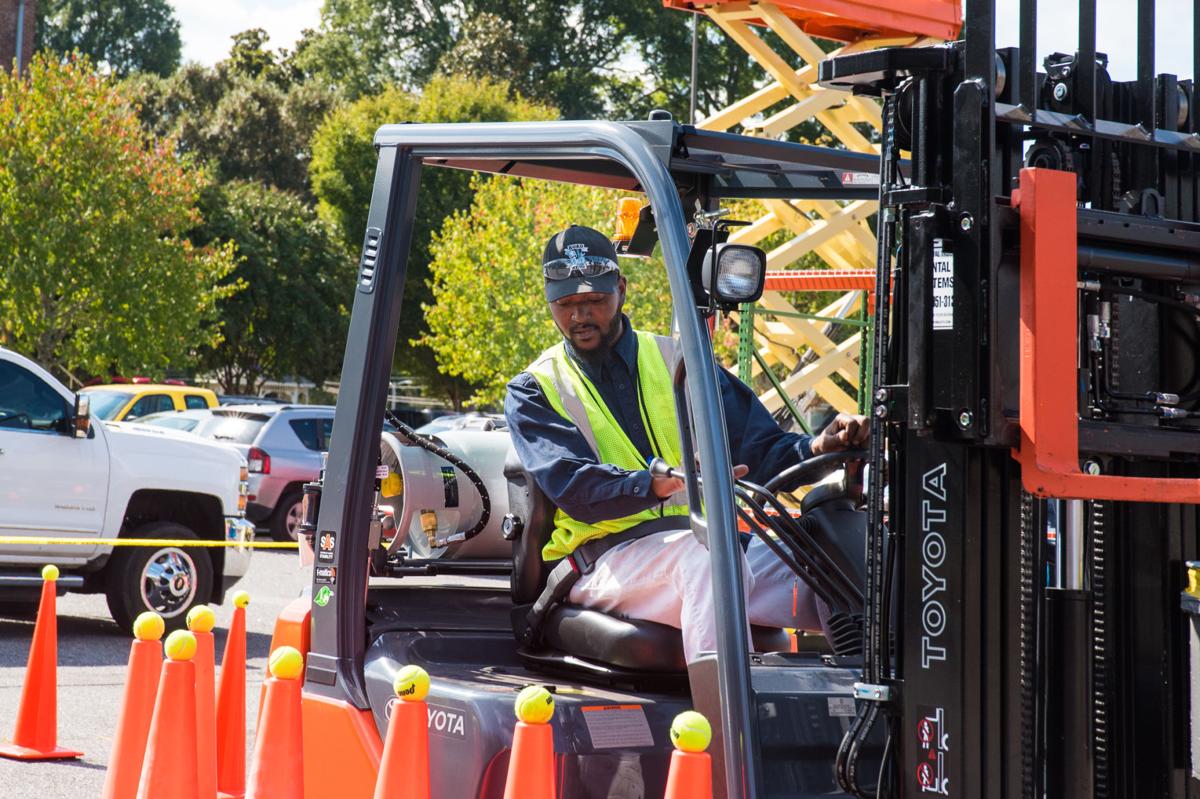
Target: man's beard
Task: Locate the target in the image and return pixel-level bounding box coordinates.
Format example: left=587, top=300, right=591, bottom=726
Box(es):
left=571, top=314, right=624, bottom=364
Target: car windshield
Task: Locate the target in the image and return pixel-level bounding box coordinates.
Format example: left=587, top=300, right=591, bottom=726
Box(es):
left=138, top=412, right=203, bottom=432
left=197, top=411, right=270, bottom=444
left=84, top=389, right=134, bottom=420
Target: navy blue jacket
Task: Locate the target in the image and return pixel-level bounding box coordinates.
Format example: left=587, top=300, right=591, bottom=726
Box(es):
left=504, top=317, right=813, bottom=524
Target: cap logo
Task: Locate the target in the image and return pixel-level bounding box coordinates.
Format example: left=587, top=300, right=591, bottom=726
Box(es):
left=564, top=243, right=589, bottom=268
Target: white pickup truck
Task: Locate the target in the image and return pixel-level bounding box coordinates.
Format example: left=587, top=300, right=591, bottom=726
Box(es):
left=0, top=347, right=254, bottom=630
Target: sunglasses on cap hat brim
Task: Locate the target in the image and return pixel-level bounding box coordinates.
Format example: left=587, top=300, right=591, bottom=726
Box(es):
left=543, top=256, right=619, bottom=281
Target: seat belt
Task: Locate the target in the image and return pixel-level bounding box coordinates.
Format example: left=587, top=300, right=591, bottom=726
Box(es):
left=519, top=515, right=691, bottom=646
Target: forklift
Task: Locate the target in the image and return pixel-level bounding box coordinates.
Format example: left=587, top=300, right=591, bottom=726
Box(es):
left=290, top=118, right=887, bottom=798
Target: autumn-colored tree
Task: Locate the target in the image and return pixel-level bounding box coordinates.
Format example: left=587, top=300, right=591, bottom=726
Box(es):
left=0, top=55, right=236, bottom=380
left=422, top=175, right=674, bottom=407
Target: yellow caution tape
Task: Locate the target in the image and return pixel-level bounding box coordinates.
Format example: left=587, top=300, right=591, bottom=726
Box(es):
left=0, top=536, right=298, bottom=549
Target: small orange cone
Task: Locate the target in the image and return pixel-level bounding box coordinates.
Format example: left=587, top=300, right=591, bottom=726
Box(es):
left=373, top=665, right=431, bottom=799
left=137, top=630, right=200, bottom=799
left=246, top=646, right=304, bottom=799
left=102, top=612, right=165, bottom=799
left=663, top=710, right=713, bottom=799
left=502, top=685, right=557, bottom=799
left=216, top=591, right=249, bottom=799
left=0, top=565, right=82, bottom=760
left=189, top=606, right=219, bottom=799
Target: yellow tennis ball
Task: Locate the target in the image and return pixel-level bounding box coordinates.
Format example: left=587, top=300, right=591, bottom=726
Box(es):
left=269, top=646, right=304, bottom=680
left=393, top=665, right=430, bottom=702
left=41, top=564, right=59, bottom=581
left=164, top=630, right=197, bottom=662
left=186, top=605, right=216, bottom=633
left=670, top=711, right=712, bottom=753
left=132, top=612, right=165, bottom=642
left=232, top=590, right=251, bottom=609
left=514, top=685, right=555, bottom=725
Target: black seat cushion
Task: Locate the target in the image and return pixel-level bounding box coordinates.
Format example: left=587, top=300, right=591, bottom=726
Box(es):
left=540, top=605, right=797, bottom=673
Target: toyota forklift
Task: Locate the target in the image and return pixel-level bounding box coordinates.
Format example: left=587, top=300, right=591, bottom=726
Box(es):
left=288, top=118, right=887, bottom=798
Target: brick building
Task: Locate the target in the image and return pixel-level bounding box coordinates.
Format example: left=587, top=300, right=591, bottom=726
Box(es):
left=0, top=0, right=35, bottom=76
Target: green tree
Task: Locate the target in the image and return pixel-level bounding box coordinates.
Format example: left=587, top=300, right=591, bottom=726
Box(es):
left=0, top=55, right=236, bottom=379
left=189, top=182, right=351, bottom=394
left=423, top=175, right=674, bottom=407
left=37, top=0, right=181, bottom=78
left=291, top=1, right=775, bottom=122
left=123, top=31, right=341, bottom=196
left=309, top=74, right=554, bottom=404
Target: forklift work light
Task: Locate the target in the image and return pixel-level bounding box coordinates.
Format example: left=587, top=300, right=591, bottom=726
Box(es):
left=702, top=243, right=766, bottom=307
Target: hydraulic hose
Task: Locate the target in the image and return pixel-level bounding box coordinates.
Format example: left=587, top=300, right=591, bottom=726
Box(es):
left=384, top=410, right=492, bottom=543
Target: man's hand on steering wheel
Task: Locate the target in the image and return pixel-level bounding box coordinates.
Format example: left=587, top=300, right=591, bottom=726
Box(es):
left=652, top=463, right=749, bottom=499
left=809, top=413, right=869, bottom=456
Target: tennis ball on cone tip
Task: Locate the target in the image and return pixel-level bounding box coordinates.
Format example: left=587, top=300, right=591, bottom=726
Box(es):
left=670, top=710, right=712, bottom=753
left=164, top=630, right=197, bottom=661
left=41, top=564, right=59, bottom=581
left=393, top=665, right=430, bottom=702
left=133, top=611, right=165, bottom=641
left=232, top=590, right=251, bottom=609
left=269, top=646, right=304, bottom=680
left=186, top=604, right=216, bottom=633
left=514, top=685, right=555, bottom=724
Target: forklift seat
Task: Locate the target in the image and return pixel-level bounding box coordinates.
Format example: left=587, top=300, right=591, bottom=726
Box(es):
left=504, top=451, right=790, bottom=674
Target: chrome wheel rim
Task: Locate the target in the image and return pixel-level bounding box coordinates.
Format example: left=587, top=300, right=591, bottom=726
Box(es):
left=285, top=500, right=305, bottom=541
left=139, top=548, right=198, bottom=617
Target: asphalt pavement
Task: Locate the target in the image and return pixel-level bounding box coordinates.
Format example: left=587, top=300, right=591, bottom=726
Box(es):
left=0, top=545, right=309, bottom=798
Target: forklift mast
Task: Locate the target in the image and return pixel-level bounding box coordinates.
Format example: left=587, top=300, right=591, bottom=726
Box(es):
left=820, top=0, right=1200, bottom=796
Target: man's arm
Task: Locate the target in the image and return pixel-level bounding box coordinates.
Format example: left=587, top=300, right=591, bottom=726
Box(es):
left=718, top=370, right=869, bottom=488
left=504, top=372, right=662, bottom=524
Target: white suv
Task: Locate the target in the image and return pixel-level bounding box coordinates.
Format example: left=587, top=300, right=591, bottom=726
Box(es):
left=0, top=348, right=254, bottom=630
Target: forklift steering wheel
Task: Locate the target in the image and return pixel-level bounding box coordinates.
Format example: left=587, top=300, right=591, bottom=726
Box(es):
left=762, top=449, right=868, bottom=494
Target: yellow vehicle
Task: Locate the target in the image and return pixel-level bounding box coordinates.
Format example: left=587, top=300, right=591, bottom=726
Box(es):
left=80, top=382, right=218, bottom=421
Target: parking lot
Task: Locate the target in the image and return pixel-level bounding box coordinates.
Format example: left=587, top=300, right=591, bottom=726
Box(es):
left=0, top=547, right=309, bottom=797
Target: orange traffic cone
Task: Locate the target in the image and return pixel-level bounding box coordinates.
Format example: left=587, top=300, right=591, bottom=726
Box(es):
left=137, top=630, right=200, bottom=799
left=373, top=665, right=431, bottom=799
left=101, top=612, right=166, bottom=799
left=189, top=606, right=219, bottom=799
left=0, top=565, right=82, bottom=760
left=502, top=685, right=557, bottom=799
left=663, top=711, right=713, bottom=799
left=216, top=591, right=249, bottom=799
left=246, top=646, right=305, bottom=799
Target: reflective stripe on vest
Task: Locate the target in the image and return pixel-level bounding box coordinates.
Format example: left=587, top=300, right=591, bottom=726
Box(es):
left=527, top=329, right=688, bottom=560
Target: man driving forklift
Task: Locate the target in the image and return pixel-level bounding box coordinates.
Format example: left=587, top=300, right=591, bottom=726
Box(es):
left=505, top=224, right=869, bottom=665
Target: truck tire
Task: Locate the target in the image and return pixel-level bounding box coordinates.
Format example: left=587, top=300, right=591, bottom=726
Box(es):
left=269, top=492, right=304, bottom=542
left=104, top=522, right=214, bottom=633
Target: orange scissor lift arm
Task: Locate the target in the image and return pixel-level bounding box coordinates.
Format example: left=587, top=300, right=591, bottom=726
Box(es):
left=1013, top=167, right=1200, bottom=504
left=662, top=0, right=961, bottom=42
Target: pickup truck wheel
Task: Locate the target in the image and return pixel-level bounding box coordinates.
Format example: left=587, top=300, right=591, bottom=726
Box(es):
left=269, top=493, right=304, bottom=542
left=105, top=522, right=213, bottom=633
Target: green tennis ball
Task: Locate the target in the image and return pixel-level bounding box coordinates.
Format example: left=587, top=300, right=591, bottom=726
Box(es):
left=132, top=612, right=165, bottom=642
left=232, top=590, right=251, bottom=609
left=514, top=685, right=555, bottom=724
left=164, top=630, right=197, bottom=662
left=41, top=564, right=59, bottom=581
left=269, top=646, right=304, bottom=680
left=670, top=710, right=712, bottom=753
left=186, top=605, right=215, bottom=633
left=393, top=665, right=430, bottom=702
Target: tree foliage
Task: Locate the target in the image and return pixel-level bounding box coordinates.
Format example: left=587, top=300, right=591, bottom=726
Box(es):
left=310, top=74, right=554, bottom=403
left=189, top=182, right=351, bottom=394
left=123, top=30, right=340, bottom=196
left=0, top=55, right=236, bottom=379
left=423, top=175, right=674, bottom=407
left=37, top=0, right=182, bottom=78
left=290, top=0, right=765, bottom=121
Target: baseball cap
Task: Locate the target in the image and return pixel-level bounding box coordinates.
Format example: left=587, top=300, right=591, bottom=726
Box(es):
left=542, top=225, right=620, bottom=302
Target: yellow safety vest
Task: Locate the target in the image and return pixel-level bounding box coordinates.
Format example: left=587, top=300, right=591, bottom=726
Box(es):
left=526, top=329, right=688, bottom=560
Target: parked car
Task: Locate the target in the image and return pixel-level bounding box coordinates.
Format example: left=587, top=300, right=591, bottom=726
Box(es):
left=133, top=408, right=215, bottom=434
left=196, top=405, right=335, bottom=541
left=81, top=383, right=218, bottom=421
left=0, top=348, right=254, bottom=630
